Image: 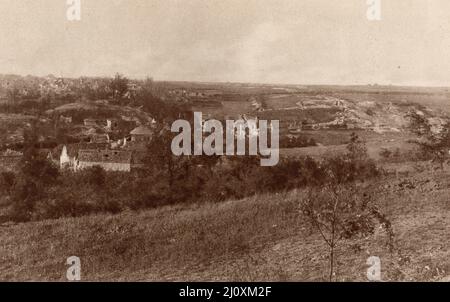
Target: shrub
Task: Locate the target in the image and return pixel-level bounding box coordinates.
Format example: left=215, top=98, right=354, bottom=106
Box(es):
left=84, top=166, right=107, bottom=187
left=0, top=171, right=16, bottom=195
left=9, top=179, right=40, bottom=222
left=300, top=184, right=394, bottom=281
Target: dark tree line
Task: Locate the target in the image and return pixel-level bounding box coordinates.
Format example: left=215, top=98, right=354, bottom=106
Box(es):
left=0, top=129, right=380, bottom=222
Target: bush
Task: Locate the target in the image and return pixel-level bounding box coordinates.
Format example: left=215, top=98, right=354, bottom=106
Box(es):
left=9, top=179, right=40, bottom=222
left=0, top=171, right=16, bottom=194
left=84, top=166, right=106, bottom=187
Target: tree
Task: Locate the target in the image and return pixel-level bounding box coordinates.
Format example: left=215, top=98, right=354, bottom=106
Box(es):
left=145, top=124, right=184, bottom=188
left=300, top=183, right=394, bottom=281
left=0, top=171, right=16, bottom=195
left=85, top=166, right=106, bottom=187
left=9, top=122, right=59, bottom=222
left=299, top=133, right=390, bottom=281
left=138, top=92, right=192, bottom=123
left=21, top=121, right=59, bottom=183
left=408, top=111, right=450, bottom=169
left=21, top=122, right=40, bottom=168
left=139, top=77, right=166, bottom=99
left=347, top=132, right=368, bottom=161
left=6, top=83, right=20, bottom=113
left=10, top=178, right=40, bottom=222
left=110, top=73, right=129, bottom=101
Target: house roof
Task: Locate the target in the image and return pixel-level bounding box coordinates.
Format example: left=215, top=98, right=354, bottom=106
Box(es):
left=78, top=149, right=132, bottom=164
left=52, top=143, right=109, bottom=158
left=130, top=125, right=153, bottom=136
left=1, top=149, right=22, bottom=156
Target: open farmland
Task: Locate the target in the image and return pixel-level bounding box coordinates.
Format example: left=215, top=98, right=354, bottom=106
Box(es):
left=335, top=90, right=450, bottom=116
left=281, top=135, right=417, bottom=160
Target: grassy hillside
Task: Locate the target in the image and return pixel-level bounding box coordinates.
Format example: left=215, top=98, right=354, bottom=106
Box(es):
left=0, top=168, right=448, bottom=281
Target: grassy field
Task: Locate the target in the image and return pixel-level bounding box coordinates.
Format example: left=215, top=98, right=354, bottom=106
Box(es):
left=263, top=94, right=303, bottom=110
left=281, top=131, right=417, bottom=161
left=0, top=167, right=448, bottom=281
left=286, top=130, right=410, bottom=146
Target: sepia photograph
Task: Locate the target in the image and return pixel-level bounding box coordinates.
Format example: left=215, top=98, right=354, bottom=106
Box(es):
left=0, top=0, right=449, bottom=289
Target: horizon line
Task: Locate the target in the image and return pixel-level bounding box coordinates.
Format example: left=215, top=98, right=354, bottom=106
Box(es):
left=1, top=72, right=450, bottom=90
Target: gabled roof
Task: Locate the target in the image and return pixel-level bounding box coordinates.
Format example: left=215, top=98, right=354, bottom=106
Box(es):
left=53, top=143, right=109, bottom=158
left=78, top=149, right=132, bottom=164
left=130, top=125, right=153, bottom=136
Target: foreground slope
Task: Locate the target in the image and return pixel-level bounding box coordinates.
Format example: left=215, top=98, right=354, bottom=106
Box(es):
left=0, top=169, right=449, bottom=281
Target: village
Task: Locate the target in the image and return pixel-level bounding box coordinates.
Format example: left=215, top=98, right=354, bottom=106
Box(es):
left=52, top=119, right=154, bottom=172
left=0, top=116, right=155, bottom=173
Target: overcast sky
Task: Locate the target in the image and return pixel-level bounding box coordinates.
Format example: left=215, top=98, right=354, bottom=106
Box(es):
left=0, top=0, right=449, bottom=86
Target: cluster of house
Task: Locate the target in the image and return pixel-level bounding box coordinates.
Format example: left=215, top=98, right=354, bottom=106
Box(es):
left=83, top=117, right=138, bottom=132
left=52, top=124, right=153, bottom=172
